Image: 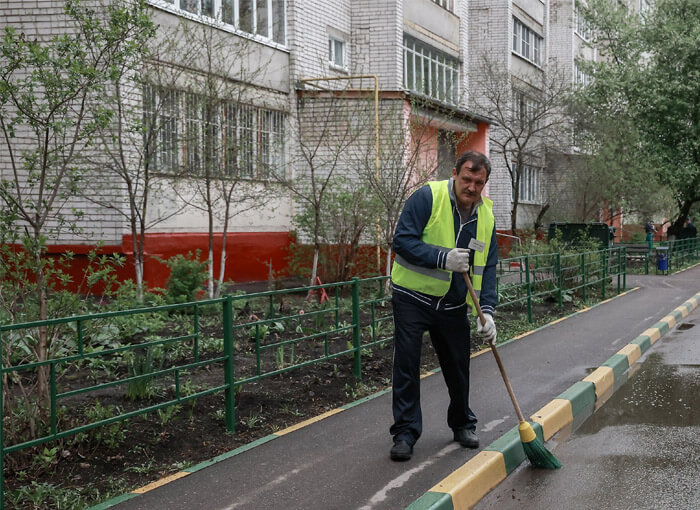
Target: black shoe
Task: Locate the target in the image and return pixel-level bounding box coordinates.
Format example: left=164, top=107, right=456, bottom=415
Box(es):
left=390, top=440, right=413, bottom=461
left=453, top=428, right=479, bottom=448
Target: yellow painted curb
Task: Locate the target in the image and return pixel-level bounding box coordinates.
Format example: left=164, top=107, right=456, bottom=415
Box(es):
left=641, top=327, right=662, bottom=344
left=275, top=408, right=344, bottom=436
left=617, top=343, right=642, bottom=365
left=582, top=366, right=615, bottom=400
left=531, top=399, right=573, bottom=440
left=431, top=450, right=507, bottom=510
left=131, top=471, right=190, bottom=494
left=660, top=315, right=677, bottom=329
left=673, top=304, right=691, bottom=318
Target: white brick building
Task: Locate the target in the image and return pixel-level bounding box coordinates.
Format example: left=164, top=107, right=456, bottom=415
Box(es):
left=0, top=0, right=588, bottom=285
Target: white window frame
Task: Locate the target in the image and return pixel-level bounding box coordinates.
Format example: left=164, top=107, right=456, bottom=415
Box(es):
left=143, top=84, right=286, bottom=180
left=574, top=2, right=593, bottom=41
left=574, top=61, right=592, bottom=86
left=328, top=36, right=346, bottom=70
left=512, top=17, right=543, bottom=66
left=512, top=90, right=540, bottom=128
left=150, top=0, right=287, bottom=46
left=432, top=0, right=454, bottom=12
left=513, top=163, right=541, bottom=203
left=403, top=35, right=460, bottom=105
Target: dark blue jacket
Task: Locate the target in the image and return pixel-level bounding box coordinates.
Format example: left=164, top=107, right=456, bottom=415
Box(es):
left=392, top=179, right=498, bottom=315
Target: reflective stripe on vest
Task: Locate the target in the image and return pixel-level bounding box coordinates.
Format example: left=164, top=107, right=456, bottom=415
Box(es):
left=467, top=196, right=494, bottom=315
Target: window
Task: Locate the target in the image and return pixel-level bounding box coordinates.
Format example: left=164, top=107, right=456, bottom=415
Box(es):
left=432, top=0, right=454, bottom=12
left=512, top=17, right=543, bottom=65
left=152, top=0, right=286, bottom=45
left=512, top=90, right=539, bottom=128
left=575, top=62, right=592, bottom=86
left=403, top=35, right=460, bottom=104
left=513, top=163, right=541, bottom=203
left=143, top=84, right=286, bottom=179
left=574, top=2, right=593, bottom=41
left=328, top=37, right=345, bottom=68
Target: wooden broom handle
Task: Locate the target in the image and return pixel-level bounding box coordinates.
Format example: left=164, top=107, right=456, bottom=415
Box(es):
left=463, top=272, right=526, bottom=423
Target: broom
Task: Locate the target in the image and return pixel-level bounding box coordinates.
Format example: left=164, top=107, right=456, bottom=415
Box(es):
left=463, top=273, right=561, bottom=469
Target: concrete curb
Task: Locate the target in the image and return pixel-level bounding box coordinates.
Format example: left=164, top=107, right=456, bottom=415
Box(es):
left=405, top=291, right=700, bottom=510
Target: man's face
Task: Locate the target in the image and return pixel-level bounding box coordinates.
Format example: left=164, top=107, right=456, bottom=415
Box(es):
left=452, top=161, right=488, bottom=210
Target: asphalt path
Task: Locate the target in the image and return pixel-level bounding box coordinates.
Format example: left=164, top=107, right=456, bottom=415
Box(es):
left=475, top=300, right=700, bottom=510
left=109, top=265, right=700, bottom=510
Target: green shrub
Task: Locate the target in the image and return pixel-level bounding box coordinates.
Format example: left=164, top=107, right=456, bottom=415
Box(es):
left=162, top=251, right=207, bottom=304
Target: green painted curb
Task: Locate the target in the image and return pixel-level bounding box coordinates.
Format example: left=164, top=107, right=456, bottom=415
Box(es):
left=630, top=335, right=652, bottom=354
left=670, top=309, right=684, bottom=322
left=652, top=319, right=671, bottom=335
left=88, top=492, right=138, bottom=509
left=341, top=387, right=391, bottom=409
left=405, top=491, right=453, bottom=510
left=601, top=353, right=629, bottom=381
left=484, top=422, right=545, bottom=474
left=557, top=380, right=596, bottom=418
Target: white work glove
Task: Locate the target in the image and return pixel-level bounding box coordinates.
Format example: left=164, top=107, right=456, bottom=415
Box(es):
left=445, top=248, right=470, bottom=273
left=477, top=313, right=497, bottom=344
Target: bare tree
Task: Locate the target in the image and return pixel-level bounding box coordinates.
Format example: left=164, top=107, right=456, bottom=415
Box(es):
left=77, top=19, right=191, bottom=302
left=150, top=20, right=280, bottom=298
left=279, top=84, right=376, bottom=288
left=358, top=95, right=458, bottom=280
left=471, top=54, right=574, bottom=232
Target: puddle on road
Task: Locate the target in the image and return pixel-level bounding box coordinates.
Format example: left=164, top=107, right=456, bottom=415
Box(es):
left=576, top=353, right=700, bottom=434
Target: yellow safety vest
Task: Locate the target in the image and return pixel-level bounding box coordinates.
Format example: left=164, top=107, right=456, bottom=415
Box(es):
left=392, top=180, right=494, bottom=314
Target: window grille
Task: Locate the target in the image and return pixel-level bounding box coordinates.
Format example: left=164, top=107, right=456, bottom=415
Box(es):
left=403, top=35, right=460, bottom=104
left=143, top=84, right=286, bottom=180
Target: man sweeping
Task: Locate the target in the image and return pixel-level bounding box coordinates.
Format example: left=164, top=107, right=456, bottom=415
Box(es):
left=389, top=150, right=498, bottom=461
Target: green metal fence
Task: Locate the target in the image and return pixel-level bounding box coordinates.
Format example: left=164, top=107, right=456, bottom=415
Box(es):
left=0, top=277, right=392, bottom=509
left=0, top=248, right=626, bottom=507
left=496, top=247, right=626, bottom=322
left=619, top=236, right=700, bottom=274
left=663, top=237, right=700, bottom=271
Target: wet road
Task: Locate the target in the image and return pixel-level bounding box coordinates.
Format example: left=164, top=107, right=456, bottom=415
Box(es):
left=475, top=307, right=700, bottom=510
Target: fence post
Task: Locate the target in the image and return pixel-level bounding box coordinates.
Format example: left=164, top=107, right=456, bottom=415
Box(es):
left=525, top=255, right=532, bottom=323
left=556, top=252, right=563, bottom=310
left=645, top=250, right=649, bottom=275
left=601, top=250, right=607, bottom=300
left=352, top=278, right=362, bottom=379
left=581, top=253, right=587, bottom=302
left=223, top=295, right=236, bottom=433
left=616, top=248, right=621, bottom=293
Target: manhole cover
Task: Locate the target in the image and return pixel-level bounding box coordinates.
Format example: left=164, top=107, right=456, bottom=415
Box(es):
left=677, top=323, right=695, bottom=330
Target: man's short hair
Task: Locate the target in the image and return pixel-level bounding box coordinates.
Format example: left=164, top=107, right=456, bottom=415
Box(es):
left=455, top=151, right=491, bottom=179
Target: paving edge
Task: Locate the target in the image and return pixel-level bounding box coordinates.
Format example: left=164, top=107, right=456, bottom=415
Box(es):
left=405, top=290, right=700, bottom=510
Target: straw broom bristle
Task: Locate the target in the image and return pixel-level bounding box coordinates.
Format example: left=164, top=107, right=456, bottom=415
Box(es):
left=519, top=422, right=562, bottom=470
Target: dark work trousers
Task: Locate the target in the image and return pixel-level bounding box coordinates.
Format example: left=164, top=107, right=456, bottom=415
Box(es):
left=390, top=291, right=477, bottom=446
